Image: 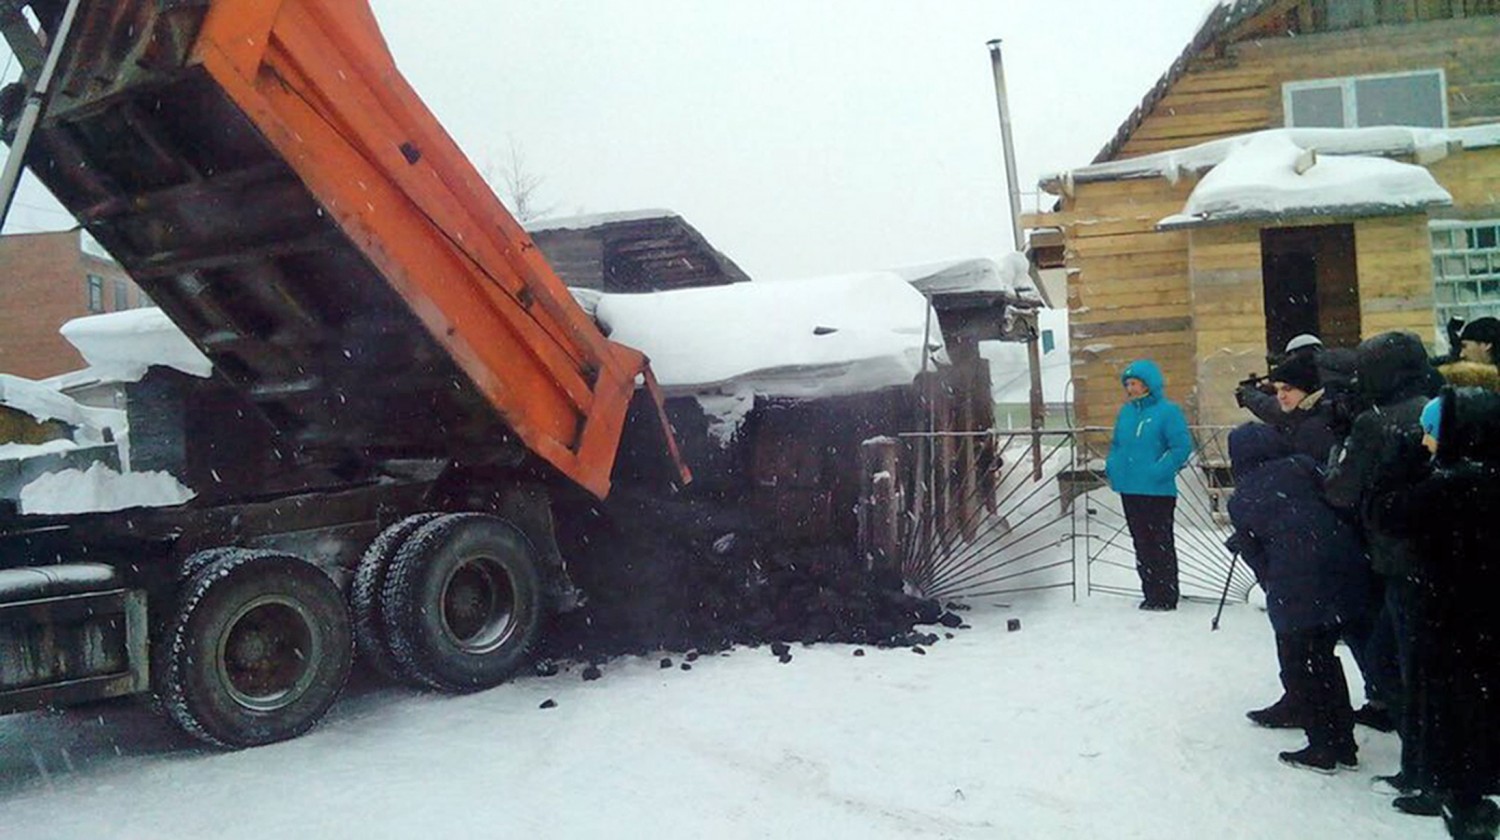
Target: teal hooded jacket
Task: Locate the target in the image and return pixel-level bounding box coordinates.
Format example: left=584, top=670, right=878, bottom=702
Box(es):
left=1104, top=359, right=1193, bottom=497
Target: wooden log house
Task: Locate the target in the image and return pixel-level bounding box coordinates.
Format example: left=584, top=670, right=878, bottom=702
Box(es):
left=1023, top=0, right=1500, bottom=430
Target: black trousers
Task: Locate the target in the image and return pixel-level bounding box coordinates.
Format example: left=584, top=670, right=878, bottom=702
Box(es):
left=1278, top=623, right=1355, bottom=751
left=1121, top=493, right=1179, bottom=606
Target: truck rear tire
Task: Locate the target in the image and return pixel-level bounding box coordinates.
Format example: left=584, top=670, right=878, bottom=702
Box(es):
left=158, top=550, right=352, bottom=749
left=350, top=513, right=443, bottom=682
left=381, top=514, right=543, bottom=693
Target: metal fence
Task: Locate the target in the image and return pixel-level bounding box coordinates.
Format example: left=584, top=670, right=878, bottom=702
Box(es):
left=899, top=427, right=1259, bottom=606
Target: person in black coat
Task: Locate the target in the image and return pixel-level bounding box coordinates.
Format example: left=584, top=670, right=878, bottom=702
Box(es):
left=1323, top=331, right=1443, bottom=794
left=1236, top=333, right=1358, bottom=435
left=1264, top=352, right=1344, bottom=464
left=1371, top=388, right=1500, bottom=838
left=1226, top=423, right=1371, bottom=773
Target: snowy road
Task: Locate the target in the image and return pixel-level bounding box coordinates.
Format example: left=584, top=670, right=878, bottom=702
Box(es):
left=0, top=595, right=1444, bottom=839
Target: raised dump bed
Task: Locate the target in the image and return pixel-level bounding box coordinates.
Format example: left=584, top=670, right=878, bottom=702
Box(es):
left=3, top=0, right=667, bottom=498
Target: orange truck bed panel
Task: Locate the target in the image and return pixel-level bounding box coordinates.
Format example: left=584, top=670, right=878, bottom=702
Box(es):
left=4, top=0, right=684, bottom=497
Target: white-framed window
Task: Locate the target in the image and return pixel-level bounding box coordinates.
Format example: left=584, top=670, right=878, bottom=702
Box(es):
left=1431, top=219, right=1500, bottom=348
left=1284, top=69, right=1447, bottom=129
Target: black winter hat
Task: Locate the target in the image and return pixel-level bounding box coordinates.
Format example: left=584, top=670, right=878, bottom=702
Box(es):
left=1460, top=316, right=1500, bottom=346
left=1270, top=352, right=1320, bottom=394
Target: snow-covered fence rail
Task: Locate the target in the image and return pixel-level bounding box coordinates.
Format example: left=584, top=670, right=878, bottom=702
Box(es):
left=894, top=427, right=1257, bottom=605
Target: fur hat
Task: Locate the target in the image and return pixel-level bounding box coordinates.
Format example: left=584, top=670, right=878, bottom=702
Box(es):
left=1460, top=316, right=1500, bottom=346
left=1270, top=352, right=1320, bottom=394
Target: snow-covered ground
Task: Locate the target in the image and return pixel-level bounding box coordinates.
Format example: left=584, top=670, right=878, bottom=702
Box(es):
left=0, top=594, right=1441, bottom=839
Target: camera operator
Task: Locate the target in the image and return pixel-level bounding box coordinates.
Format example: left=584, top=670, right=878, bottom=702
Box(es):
left=1235, top=334, right=1358, bottom=437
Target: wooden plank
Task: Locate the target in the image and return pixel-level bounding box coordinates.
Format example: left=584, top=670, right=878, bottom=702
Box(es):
left=1130, top=110, right=1271, bottom=138
left=1070, top=287, right=1194, bottom=308
left=1168, top=68, right=1276, bottom=96
left=1067, top=214, right=1184, bottom=239
left=1074, top=178, right=1194, bottom=201
left=1070, top=266, right=1192, bottom=290
left=1157, top=86, right=1276, bottom=108
left=1074, top=316, right=1194, bottom=339
left=1073, top=303, right=1193, bottom=322
left=1192, top=297, right=1267, bottom=316
left=1069, top=230, right=1189, bottom=259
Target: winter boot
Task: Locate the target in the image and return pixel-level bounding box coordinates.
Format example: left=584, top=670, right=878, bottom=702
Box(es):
left=1370, top=773, right=1416, bottom=796
left=1393, top=791, right=1445, bottom=817
left=1352, top=703, right=1397, bottom=733
left=1247, top=698, right=1307, bottom=729
left=1278, top=743, right=1358, bottom=774
left=1443, top=798, right=1500, bottom=839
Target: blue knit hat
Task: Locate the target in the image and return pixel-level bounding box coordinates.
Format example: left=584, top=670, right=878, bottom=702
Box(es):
left=1419, top=396, right=1443, bottom=440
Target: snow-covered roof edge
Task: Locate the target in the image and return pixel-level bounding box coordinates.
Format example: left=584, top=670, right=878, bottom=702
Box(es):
left=1156, top=131, right=1454, bottom=229
left=59, top=308, right=213, bottom=383
left=1043, top=124, right=1500, bottom=193
left=525, top=209, right=678, bottom=233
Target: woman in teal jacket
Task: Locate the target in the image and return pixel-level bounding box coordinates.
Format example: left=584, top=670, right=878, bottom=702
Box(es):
left=1105, top=359, right=1194, bottom=609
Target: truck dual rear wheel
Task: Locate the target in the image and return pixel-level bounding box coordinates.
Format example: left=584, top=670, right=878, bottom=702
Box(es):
left=351, top=513, right=443, bottom=682
left=379, top=514, right=543, bottom=693
left=158, top=550, right=352, bottom=749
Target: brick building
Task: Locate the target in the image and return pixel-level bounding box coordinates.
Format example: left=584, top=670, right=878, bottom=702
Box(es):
left=0, top=230, right=146, bottom=378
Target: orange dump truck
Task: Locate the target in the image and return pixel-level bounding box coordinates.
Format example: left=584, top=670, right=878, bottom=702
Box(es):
left=0, top=0, right=686, bottom=747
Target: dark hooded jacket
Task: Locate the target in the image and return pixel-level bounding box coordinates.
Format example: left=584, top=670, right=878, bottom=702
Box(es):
left=1323, top=332, right=1442, bottom=578
left=1370, top=387, right=1500, bottom=795
left=1227, top=424, right=1370, bottom=635
left=1282, top=390, right=1344, bottom=465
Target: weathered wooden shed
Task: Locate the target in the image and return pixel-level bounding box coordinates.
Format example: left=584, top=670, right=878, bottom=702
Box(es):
left=1023, top=0, right=1500, bottom=428
left=527, top=210, right=751, bottom=293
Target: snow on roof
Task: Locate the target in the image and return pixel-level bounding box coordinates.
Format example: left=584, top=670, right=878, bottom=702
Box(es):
left=595, top=272, right=940, bottom=401
left=1045, top=124, right=1500, bottom=192
left=1157, top=131, right=1452, bottom=229
left=19, top=463, right=195, bottom=515
left=895, top=254, right=1031, bottom=297
left=59, top=308, right=212, bottom=383
left=0, top=374, right=112, bottom=428
left=524, top=209, right=678, bottom=233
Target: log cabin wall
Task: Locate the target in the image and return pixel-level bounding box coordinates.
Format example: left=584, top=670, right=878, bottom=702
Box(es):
left=1060, top=178, right=1196, bottom=435
left=1114, top=12, right=1500, bottom=160
left=1038, top=3, right=1500, bottom=430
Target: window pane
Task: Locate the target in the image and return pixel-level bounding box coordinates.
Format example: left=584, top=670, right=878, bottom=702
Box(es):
left=1476, top=226, right=1498, bottom=249
left=86, top=276, right=104, bottom=313
left=1354, top=72, right=1444, bottom=127
left=1290, top=85, right=1346, bottom=127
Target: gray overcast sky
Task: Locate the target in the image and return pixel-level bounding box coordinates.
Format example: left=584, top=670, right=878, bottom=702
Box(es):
left=4, top=0, right=1217, bottom=280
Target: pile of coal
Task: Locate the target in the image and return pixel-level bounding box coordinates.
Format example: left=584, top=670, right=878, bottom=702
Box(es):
left=542, top=488, right=957, bottom=661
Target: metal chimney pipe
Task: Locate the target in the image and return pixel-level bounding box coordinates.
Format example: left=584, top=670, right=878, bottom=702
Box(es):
left=989, top=38, right=1048, bottom=477
left=988, top=41, right=1027, bottom=250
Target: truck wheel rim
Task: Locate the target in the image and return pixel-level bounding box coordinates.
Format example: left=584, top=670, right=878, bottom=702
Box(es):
left=439, top=556, right=517, bottom=654
left=216, top=595, right=321, bottom=711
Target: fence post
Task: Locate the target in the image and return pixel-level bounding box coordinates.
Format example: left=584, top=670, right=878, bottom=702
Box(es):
left=859, top=437, right=902, bottom=574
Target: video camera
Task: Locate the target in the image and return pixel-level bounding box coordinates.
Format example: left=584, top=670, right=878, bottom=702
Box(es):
left=1233, top=373, right=1271, bottom=408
